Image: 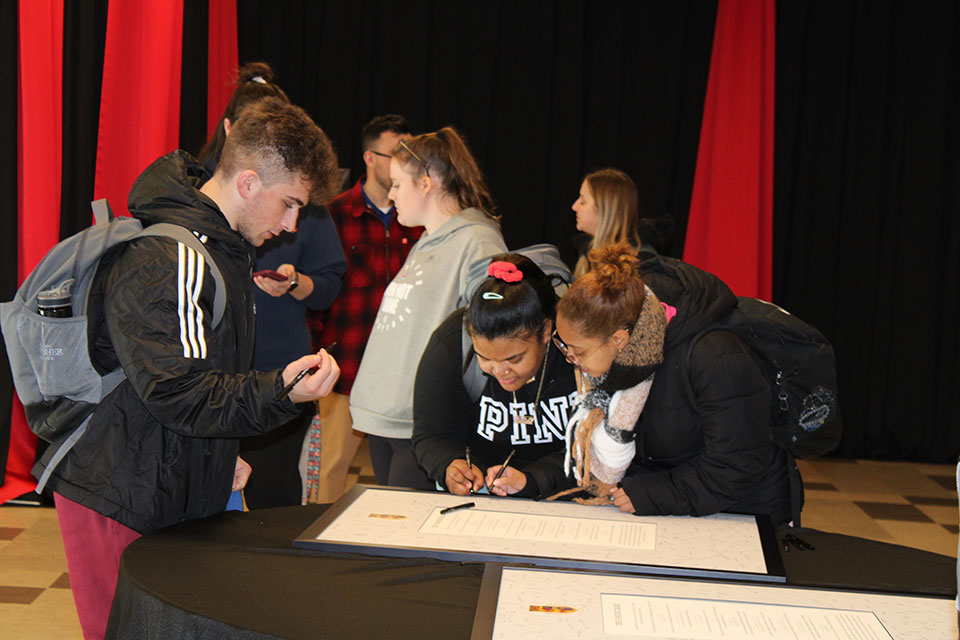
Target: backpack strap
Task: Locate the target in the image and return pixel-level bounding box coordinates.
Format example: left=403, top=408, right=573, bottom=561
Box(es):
left=681, top=322, right=752, bottom=416
left=35, top=414, right=93, bottom=494
left=463, top=243, right=572, bottom=302
left=681, top=329, right=710, bottom=417
left=134, top=223, right=227, bottom=328
left=91, top=198, right=114, bottom=225
left=462, top=315, right=486, bottom=403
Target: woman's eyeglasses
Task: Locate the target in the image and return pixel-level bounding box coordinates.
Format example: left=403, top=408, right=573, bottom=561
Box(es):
left=552, top=330, right=609, bottom=367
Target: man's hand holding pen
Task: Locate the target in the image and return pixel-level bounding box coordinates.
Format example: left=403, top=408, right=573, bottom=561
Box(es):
left=279, top=344, right=340, bottom=404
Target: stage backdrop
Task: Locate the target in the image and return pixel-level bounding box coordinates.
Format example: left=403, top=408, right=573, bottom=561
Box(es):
left=3, top=1, right=959, bottom=499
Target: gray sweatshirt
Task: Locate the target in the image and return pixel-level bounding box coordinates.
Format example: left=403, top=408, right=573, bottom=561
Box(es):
left=350, top=208, right=506, bottom=439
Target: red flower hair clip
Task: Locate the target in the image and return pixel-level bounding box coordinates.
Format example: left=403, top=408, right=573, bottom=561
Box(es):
left=488, top=261, right=523, bottom=283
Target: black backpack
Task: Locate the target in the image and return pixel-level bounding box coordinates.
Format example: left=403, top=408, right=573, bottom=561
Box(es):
left=639, top=252, right=841, bottom=460
left=681, top=298, right=842, bottom=460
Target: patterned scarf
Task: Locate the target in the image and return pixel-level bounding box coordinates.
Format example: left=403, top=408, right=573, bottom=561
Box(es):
left=550, top=286, right=667, bottom=505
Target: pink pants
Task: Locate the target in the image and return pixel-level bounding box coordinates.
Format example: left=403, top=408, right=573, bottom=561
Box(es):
left=54, top=493, right=141, bottom=640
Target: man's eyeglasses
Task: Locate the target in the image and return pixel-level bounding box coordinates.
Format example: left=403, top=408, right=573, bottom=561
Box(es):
left=370, top=150, right=392, bottom=159
left=552, top=330, right=609, bottom=367
left=398, top=139, right=430, bottom=177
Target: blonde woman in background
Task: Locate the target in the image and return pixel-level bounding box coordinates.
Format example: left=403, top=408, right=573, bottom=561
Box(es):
left=571, top=168, right=642, bottom=277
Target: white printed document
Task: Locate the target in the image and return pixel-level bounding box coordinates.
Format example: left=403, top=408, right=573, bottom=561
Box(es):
left=294, top=486, right=782, bottom=581
left=420, top=507, right=656, bottom=550
left=472, top=566, right=955, bottom=640
left=602, top=593, right=889, bottom=638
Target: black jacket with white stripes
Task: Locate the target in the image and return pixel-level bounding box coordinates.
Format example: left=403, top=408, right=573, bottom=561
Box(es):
left=37, top=151, right=302, bottom=533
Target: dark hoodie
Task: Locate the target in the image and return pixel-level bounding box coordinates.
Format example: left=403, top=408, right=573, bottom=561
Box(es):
left=36, top=151, right=302, bottom=533
left=537, top=256, right=792, bottom=526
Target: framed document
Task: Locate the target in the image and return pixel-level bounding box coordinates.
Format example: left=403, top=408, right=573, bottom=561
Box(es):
left=294, top=486, right=785, bottom=582
left=471, top=565, right=957, bottom=640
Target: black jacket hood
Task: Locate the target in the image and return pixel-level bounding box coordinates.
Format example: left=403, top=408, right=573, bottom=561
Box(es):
left=599, top=255, right=736, bottom=392
left=640, top=255, right=738, bottom=355
left=128, top=150, right=251, bottom=262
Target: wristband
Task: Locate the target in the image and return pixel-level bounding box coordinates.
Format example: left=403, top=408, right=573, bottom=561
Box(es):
left=604, top=422, right=636, bottom=444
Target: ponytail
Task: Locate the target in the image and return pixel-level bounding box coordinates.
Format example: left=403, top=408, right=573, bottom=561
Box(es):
left=394, top=126, right=498, bottom=220
left=198, top=61, right=290, bottom=166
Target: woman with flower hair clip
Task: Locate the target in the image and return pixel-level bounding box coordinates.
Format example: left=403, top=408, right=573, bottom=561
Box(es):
left=351, top=127, right=506, bottom=489
left=412, top=254, right=577, bottom=495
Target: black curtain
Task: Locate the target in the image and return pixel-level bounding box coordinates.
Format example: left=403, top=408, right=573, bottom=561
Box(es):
left=61, top=0, right=108, bottom=237
left=236, top=0, right=717, bottom=264
left=4, top=0, right=959, bottom=471
left=180, top=0, right=209, bottom=159
left=775, top=1, right=960, bottom=461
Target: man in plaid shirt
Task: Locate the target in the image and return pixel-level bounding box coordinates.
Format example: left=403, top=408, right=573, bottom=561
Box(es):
left=309, top=115, right=422, bottom=502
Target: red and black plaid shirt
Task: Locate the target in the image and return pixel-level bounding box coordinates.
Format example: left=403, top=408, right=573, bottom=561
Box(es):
left=309, top=177, right=422, bottom=394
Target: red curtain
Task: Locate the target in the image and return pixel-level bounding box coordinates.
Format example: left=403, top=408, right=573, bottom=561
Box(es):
left=683, top=0, right=775, bottom=301
left=207, top=0, right=238, bottom=140
left=93, top=0, right=184, bottom=218
left=2, top=0, right=65, bottom=502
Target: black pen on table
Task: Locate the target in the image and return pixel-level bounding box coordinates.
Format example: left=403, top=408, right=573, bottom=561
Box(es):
left=277, top=342, right=337, bottom=401
left=785, top=533, right=815, bottom=551
left=465, top=446, right=475, bottom=494
left=441, top=502, right=475, bottom=515
left=487, top=449, right=516, bottom=492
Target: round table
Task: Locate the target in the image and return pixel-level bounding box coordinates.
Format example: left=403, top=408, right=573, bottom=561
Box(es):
left=105, top=504, right=957, bottom=639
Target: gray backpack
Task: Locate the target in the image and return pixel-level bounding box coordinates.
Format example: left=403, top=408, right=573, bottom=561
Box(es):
left=0, top=200, right=225, bottom=491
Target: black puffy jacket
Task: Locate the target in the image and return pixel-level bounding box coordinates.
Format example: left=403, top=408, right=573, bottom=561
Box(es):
left=537, top=255, right=793, bottom=526
left=623, top=256, right=792, bottom=525
left=36, top=151, right=301, bottom=533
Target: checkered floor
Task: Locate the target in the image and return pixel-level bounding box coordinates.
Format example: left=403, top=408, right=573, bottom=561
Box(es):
left=1, top=447, right=956, bottom=639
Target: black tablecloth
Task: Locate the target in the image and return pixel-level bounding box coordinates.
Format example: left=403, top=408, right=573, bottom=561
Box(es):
left=105, top=504, right=957, bottom=640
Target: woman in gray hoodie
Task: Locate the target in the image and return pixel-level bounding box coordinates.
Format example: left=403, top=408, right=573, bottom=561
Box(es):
left=350, top=127, right=506, bottom=489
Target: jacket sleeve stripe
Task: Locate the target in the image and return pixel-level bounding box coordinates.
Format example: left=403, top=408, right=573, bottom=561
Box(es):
left=177, top=243, right=191, bottom=357
left=183, top=245, right=199, bottom=357
left=191, top=250, right=208, bottom=359
left=177, top=242, right=208, bottom=359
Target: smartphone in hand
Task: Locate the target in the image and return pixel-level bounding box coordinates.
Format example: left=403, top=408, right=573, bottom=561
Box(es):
left=252, top=269, right=288, bottom=282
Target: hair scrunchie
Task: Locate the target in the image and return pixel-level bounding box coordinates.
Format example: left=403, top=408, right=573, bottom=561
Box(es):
left=488, top=261, right=523, bottom=283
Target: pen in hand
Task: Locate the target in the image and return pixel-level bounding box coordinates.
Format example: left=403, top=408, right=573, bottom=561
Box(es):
left=487, top=449, right=516, bottom=493
left=465, top=446, right=475, bottom=494
left=277, top=342, right=337, bottom=401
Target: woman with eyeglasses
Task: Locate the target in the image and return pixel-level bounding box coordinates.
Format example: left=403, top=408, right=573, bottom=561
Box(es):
left=412, top=255, right=577, bottom=496
left=350, top=127, right=506, bottom=490
left=542, top=242, right=794, bottom=526
left=570, top=168, right=673, bottom=277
